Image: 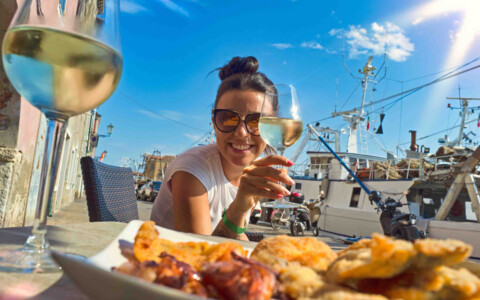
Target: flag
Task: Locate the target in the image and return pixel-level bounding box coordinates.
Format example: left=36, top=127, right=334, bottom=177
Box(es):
left=99, top=151, right=107, bottom=162
left=366, top=116, right=370, bottom=131
left=376, top=113, right=385, bottom=134
left=477, top=113, right=480, bottom=127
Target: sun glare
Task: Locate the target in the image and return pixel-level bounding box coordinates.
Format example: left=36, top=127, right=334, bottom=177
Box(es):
left=409, top=0, right=480, bottom=131
left=413, top=0, right=480, bottom=63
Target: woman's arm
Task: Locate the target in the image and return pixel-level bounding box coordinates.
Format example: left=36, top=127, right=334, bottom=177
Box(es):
left=171, top=171, right=212, bottom=234
left=212, top=155, right=294, bottom=240
left=172, top=171, right=248, bottom=240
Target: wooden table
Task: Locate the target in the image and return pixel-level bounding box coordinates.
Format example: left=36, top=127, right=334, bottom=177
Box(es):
left=0, top=222, right=257, bottom=299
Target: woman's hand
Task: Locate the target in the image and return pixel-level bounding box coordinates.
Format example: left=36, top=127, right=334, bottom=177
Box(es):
left=226, top=155, right=295, bottom=225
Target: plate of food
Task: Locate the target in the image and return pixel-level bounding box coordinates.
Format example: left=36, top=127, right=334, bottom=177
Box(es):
left=53, top=220, right=480, bottom=300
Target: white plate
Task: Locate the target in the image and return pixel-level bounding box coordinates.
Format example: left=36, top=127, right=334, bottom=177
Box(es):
left=52, top=220, right=253, bottom=300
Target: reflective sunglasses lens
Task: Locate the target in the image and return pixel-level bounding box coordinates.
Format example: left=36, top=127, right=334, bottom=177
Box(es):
left=245, top=113, right=260, bottom=135
left=216, top=110, right=239, bottom=132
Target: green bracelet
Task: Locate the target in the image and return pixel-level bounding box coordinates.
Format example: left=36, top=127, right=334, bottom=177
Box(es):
left=222, top=208, right=247, bottom=234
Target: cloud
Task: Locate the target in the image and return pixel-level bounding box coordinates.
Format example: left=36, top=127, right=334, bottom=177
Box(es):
left=121, top=0, right=148, bottom=14
left=160, top=110, right=184, bottom=121
left=272, top=43, right=294, bottom=49
left=137, top=109, right=160, bottom=119
left=300, top=41, right=324, bottom=50
left=412, top=17, right=423, bottom=25
left=329, top=28, right=344, bottom=36
left=137, top=109, right=186, bottom=122
left=184, top=133, right=204, bottom=141
left=330, top=22, right=414, bottom=62
left=156, top=0, right=190, bottom=17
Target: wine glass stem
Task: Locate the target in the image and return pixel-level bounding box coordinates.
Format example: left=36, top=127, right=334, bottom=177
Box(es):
left=25, top=119, right=67, bottom=249
left=278, top=149, right=286, bottom=203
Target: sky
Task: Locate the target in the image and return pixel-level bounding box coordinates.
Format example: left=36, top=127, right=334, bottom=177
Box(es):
left=96, top=0, right=480, bottom=171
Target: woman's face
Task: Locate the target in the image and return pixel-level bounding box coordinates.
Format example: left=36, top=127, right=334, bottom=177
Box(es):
left=214, top=89, right=272, bottom=170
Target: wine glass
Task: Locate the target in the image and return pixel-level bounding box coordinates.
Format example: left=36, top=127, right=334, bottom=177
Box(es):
left=259, top=84, right=303, bottom=203
left=0, top=0, right=122, bottom=273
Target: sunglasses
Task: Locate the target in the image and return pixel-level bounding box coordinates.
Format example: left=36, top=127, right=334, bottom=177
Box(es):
left=212, top=109, right=261, bottom=136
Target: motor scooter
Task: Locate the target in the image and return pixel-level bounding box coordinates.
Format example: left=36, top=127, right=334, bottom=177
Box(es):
left=369, top=191, right=427, bottom=241
left=270, top=208, right=290, bottom=230
left=289, top=193, right=322, bottom=236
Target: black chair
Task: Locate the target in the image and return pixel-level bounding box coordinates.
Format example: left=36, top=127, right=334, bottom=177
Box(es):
left=80, top=156, right=139, bottom=223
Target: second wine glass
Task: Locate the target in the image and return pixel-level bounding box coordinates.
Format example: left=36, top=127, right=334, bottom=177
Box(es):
left=259, top=84, right=303, bottom=204
left=259, top=84, right=303, bottom=157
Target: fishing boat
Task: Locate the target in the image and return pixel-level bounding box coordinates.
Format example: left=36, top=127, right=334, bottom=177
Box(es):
left=288, top=57, right=480, bottom=258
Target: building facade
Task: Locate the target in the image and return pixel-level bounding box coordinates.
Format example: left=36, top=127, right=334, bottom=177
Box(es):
left=143, top=154, right=175, bottom=181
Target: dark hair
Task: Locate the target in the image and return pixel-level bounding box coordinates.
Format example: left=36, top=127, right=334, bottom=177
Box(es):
left=214, top=56, right=275, bottom=108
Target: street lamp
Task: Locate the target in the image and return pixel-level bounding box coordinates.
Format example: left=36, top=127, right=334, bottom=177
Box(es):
left=107, top=123, right=114, bottom=136
left=98, top=123, right=114, bottom=138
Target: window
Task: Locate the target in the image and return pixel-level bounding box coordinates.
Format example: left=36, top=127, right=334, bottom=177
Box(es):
left=349, top=187, right=361, bottom=207
left=295, top=182, right=302, bottom=190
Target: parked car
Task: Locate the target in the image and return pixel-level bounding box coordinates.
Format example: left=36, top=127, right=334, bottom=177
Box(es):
left=139, top=180, right=162, bottom=202
left=135, top=179, right=148, bottom=199
left=149, top=181, right=162, bottom=202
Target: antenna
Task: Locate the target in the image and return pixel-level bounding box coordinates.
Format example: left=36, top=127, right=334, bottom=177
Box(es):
left=442, top=94, right=480, bottom=146
left=335, top=77, right=338, bottom=113
left=342, top=35, right=361, bottom=80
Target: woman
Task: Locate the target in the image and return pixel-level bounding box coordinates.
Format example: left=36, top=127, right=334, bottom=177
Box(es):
left=150, top=56, right=294, bottom=240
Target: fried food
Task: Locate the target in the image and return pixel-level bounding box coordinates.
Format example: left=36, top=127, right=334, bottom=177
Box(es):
left=279, top=262, right=325, bottom=299
left=133, top=221, right=246, bottom=270
left=326, top=233, right=417, bottom=283
left=413, top=238, right=472, bottom=269
left=250, top=235, right=337, bottom=272
left=356, top=266, right=480, bottom=300
left=308, top=289, right=388, bottom=300
left=204, top=241, right=249, bottom=263
left=121, top=223, right=480, bottom=300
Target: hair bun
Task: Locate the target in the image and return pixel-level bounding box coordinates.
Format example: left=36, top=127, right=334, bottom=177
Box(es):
left=218, top=56, right=259, bottom=81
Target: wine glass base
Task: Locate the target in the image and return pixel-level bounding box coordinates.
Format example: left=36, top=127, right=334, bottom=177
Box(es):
left=0, top=246, right=61, bottom=273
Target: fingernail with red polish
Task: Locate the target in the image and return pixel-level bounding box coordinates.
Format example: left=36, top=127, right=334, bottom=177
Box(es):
left=276, top=194, right=284, bottom=198
left=287, top=160, right=294, bottom=166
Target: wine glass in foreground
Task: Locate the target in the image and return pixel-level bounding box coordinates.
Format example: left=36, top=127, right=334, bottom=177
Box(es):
left=259, top=84, right=303, bottom=201
left=0, top=0, right=122, bottom=273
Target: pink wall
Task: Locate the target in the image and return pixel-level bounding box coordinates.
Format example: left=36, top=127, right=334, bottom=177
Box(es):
left=17, top=98, right=41, bottom=155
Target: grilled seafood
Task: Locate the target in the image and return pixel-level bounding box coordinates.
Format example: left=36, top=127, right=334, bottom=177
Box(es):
left=202, top=252, right=281, bottom=300
left=250, top=235, right=337, bottom=272
left=114, top=252, right=207, bottom=297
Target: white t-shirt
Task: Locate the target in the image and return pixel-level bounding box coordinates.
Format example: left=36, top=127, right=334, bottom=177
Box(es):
left=150, top=144, right=248, bottom=233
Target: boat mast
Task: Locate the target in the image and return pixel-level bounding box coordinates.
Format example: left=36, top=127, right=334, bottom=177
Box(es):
left=443, top=96, right=480, bottom=146
left=332, top=56, right=376, bottom=153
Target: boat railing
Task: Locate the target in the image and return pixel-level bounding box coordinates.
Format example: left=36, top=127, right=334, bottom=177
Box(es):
left=426, top=153, right=468, bottom=172
left=294, top=153, right=472, bottom=181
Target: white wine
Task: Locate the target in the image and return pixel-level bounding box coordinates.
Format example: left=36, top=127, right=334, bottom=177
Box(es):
left=2, top=26, right=122, bottom=121
left=259, top=117, right=303, bottom=151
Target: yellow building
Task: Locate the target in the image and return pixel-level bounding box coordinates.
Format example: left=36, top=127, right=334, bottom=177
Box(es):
left=143, top=154, right=175, bottom=181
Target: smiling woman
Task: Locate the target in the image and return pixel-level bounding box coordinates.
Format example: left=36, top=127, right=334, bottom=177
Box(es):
left=150, top=56, right=295, bottom=240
